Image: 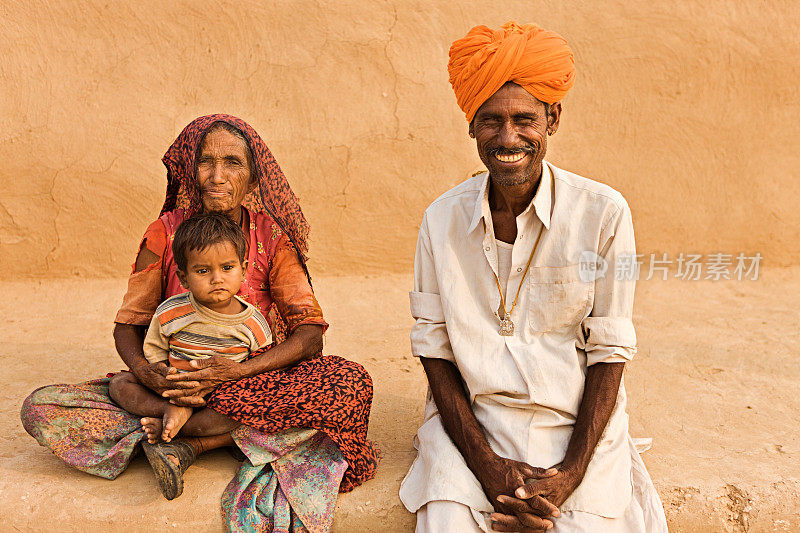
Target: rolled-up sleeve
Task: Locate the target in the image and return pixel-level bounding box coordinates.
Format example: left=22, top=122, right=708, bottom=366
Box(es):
left=410, top=214, right=455, bottom=363
left=581, top=200, right=638, bottom=366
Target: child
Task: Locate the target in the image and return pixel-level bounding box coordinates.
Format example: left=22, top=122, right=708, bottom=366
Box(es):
left=109, top=213, right=271, bottom=444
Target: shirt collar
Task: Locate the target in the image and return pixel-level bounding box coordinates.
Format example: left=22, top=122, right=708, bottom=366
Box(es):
left=467, top=161, right=553, bottom=235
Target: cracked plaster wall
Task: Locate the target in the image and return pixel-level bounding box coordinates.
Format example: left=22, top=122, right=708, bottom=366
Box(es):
left=1, top=1, right=799, bottom=278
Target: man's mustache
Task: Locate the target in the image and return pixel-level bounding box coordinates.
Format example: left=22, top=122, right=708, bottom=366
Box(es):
left=486, top=145, right=536, bottom=157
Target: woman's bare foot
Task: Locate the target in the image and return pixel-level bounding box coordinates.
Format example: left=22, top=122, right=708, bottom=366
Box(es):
left=141, top=417, right=164, bottom=444
left=162, top=405, right=194, bottom=442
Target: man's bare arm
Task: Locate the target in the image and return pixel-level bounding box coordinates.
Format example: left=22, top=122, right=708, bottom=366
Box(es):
left=421, top=357, right=559, bottom=531
left=515, top=362, right=624, bottom=507
left=421, top=357, right=495, bottom=470
left=561, top=362, right=624, bottom=479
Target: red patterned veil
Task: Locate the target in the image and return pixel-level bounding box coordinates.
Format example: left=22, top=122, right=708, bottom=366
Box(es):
left=160, top=114, right=311, bottom=267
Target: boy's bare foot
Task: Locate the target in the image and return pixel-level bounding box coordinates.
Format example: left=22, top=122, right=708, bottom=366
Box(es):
left=141, top=417, right=164, bottom=444
left=162, top=405, right=193, bottom=442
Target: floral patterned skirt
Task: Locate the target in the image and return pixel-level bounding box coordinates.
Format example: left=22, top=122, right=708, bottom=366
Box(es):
left=20, top=355, right=378, bottom=531
left=208, top=355, right=378, bottom=492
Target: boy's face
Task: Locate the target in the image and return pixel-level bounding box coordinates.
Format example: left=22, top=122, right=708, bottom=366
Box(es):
left=176, top=241, right=246, bottom=310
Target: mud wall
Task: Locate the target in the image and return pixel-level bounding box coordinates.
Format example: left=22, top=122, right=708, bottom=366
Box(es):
left=2, top=1, right=798, bottom=277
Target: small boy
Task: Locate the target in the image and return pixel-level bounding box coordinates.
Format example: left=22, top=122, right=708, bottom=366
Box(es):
left=110, top=213, right=271, bottom=444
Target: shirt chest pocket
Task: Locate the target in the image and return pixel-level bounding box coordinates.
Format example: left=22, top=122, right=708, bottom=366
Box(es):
left=527, top=265, right=594, bottom=333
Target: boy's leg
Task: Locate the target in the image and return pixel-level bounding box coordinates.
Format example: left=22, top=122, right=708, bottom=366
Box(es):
left=179, top=407, right=241, bottom=436
left=161, top=404, right=194, bottom=443
left=110, top=373, right=239, bottom=452
left=110, top=372, right=240, bottom=481
left=108, top=372, right=179, bottom=444
left=161, top=396, right=241, bottom=444
left=154, top=409, right=238, bottom=470
left=172, top=408, right=240, bottom=456
left=108, top=371, right=169, bottom=417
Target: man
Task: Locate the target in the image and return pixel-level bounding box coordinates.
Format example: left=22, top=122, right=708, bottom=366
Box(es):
left=400, top=22, right=668, bottom=532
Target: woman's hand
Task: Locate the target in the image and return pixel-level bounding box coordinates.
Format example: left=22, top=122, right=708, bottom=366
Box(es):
left=131, top=361, right=176, bottom=396
left=161, top=356, right=245, bottom=406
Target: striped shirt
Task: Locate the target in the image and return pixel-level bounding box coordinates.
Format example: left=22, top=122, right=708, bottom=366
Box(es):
left=143, top=292, right=272, bottom=371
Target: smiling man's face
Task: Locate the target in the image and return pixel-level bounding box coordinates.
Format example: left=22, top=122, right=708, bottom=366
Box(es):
left=470, top=82, right=561, bottom=187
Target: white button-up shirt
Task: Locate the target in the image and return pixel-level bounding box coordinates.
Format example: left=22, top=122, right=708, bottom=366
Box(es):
left=400, top=162, right=638, bottom=518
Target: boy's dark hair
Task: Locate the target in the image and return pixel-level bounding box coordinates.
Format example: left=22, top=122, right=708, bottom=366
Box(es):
left=172, top=213, right=248, bottom=271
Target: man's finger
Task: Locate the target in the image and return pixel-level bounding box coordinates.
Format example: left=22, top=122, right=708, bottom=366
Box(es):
left=516, top=476, right=558, bottom=500
left=519, top=465, right=559, bottom=479
left=525, top=495, right=559, bottom=517
left=162, top=379, right=200, bottom=389
left=517, top=513, right=553, bottom=530
left=490, top=512, right=551, bottom=532
left=489, top=512, right=522, bottom=532
left=497, top=495, right=559, bottom=518
left=166, top=391, right=203, bottom=403
left=166, top=369, right=212, bottom=381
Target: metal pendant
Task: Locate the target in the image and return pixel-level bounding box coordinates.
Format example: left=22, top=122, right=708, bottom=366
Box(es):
left=499, top=316, right=515, bottom=336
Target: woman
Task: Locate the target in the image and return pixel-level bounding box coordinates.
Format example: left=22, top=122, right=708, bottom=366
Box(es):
left=20, top=114, right=378, bottom=531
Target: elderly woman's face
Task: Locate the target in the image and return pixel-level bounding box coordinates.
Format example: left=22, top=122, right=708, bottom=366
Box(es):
left=196, top=129, right=254, bottom=217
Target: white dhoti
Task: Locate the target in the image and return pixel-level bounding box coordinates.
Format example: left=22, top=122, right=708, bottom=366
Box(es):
left=415, top=439, right=667, bottom=533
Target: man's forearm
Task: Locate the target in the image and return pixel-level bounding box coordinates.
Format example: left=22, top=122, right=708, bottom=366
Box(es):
left=560, top=362, right=624, bottom=481
left=420, top=357, right=496, bottom=473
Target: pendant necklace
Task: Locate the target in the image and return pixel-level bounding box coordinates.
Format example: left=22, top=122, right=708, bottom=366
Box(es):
left=490, top=172, right=553, bottom=336
left=492, top=217, right=545, bottom=337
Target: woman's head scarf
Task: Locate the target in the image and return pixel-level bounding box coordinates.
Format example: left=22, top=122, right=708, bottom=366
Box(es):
left=448, top=21, right=575, bottom=122
left=160, top=114, right=311, bottom=260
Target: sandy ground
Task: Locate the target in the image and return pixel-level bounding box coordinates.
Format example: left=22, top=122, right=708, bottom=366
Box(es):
left=1, top=269, right=799, bottom=532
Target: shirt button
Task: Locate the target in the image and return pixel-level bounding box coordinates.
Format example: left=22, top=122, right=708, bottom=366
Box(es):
left=517, top=267, right=522, bottom=272
left=485, top=246, right=490, bottom=251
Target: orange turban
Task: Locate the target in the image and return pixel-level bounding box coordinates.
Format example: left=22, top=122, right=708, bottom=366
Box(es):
left=448, top=22, right=575, bottom=122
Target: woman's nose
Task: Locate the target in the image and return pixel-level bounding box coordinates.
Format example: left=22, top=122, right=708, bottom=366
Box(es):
left=210, top=163, right=226, bottom=183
